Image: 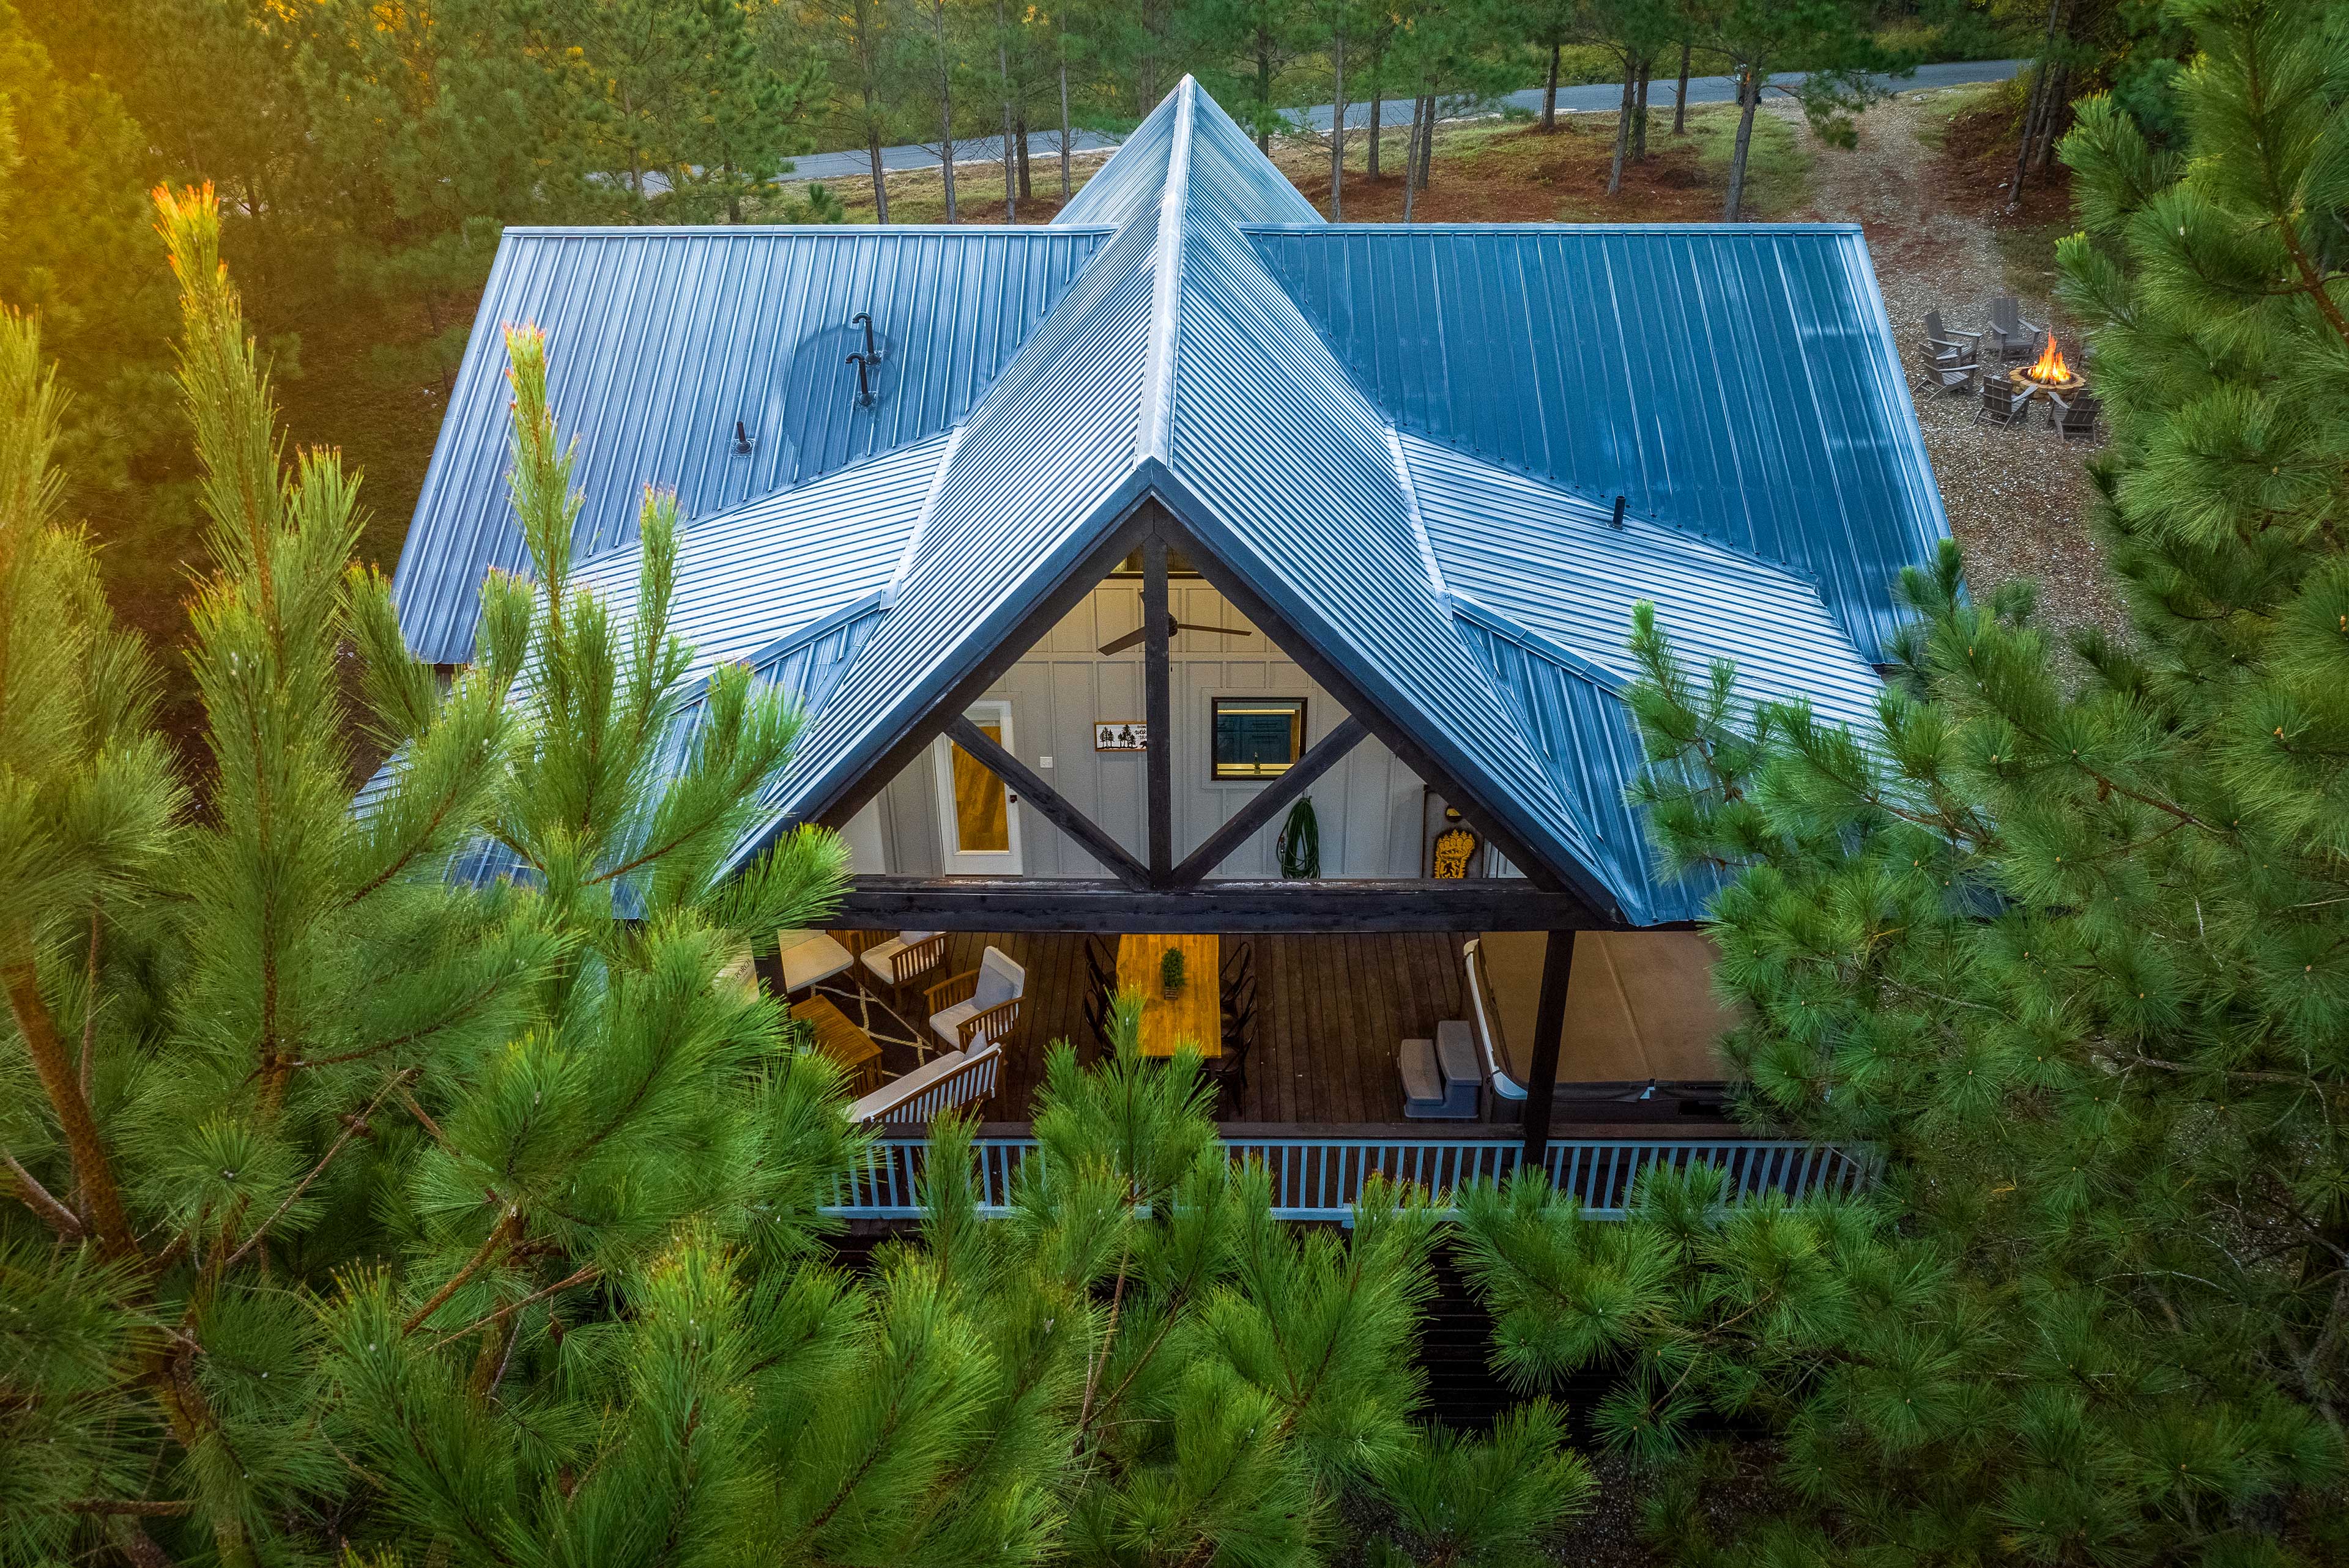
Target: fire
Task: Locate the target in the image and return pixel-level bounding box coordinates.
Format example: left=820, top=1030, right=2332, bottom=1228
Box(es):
left=2024, top=331, right=2072, bottom=385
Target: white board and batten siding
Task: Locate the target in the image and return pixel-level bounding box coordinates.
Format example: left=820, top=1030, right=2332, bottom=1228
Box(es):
left=865, top=584, right=1439, bottom=879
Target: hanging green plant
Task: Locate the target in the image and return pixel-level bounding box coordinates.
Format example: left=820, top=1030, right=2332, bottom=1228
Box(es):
left=1276, top=797, right=1321, bottom=879
left=1160, top=947, right=1186, bottom=998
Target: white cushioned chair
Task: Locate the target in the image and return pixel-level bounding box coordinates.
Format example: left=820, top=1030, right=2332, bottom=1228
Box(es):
left=776, top=928, right=854, bottom=994
left=927, top=945, right=1026, bottom=1052
left=860, top=930, right=946, bottom=996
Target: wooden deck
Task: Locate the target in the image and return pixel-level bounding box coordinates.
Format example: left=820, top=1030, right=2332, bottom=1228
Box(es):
left=929, top=930, right=1474, bottom=1123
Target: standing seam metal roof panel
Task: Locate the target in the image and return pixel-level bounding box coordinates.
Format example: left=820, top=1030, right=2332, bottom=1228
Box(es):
left=393, top=225, right=1108, bottom=662
left=1245, top=224, right=1948, bottom=662
left=572, top=432, right=949, bottom=684
left=759, top=205, right=1168, bottom=825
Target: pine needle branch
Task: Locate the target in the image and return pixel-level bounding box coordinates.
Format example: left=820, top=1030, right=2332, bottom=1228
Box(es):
left=426, top=1262, right=600, bottom=1352
left=220, top=1069, right=413, bottom=1274
left=2, top=1145, right=85, bottom=1238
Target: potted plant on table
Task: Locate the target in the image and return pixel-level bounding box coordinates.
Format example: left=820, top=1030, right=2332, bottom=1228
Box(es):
left=1161, top=947, right=1186, bottom=1000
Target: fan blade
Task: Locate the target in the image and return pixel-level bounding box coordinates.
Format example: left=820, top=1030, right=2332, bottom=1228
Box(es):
left=1170, top=621, right=1253, bottom=637
left=1097, top=627, right=1149, bottom=656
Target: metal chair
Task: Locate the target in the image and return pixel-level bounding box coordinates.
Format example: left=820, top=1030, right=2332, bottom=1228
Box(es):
left=1204, top=1015, right=1252, bottom=1118
left=2049, top=389, right=2100, bottom=442
left=1085, top=936, right=1117, bottom=1002
left=1221, top=974, right=1256, bottom=1032
left=1989, top=297, right=2043, bottom=363
left=1975, top=372, right=2033, bottom=427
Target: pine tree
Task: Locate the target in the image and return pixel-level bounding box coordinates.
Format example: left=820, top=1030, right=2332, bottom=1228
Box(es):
left=0, top=187, right=848, bottom=1564
left=1454, top=1, right=2349, bottom=1561
left=8, top=201, right=1595, bottom=1567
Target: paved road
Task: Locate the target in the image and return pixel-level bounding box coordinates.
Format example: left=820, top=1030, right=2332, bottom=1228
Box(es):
left=775, top=57, right=2021, bottom=186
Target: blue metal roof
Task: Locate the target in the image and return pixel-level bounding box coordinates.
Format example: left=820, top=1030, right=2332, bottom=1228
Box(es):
left=394, top=78, right=1946, bottom=926
left=573, top=432, right=946, bottom=682
left=1247, top=223, right=1946, bottom=662
left=393, top=225, right=1108, bottom=662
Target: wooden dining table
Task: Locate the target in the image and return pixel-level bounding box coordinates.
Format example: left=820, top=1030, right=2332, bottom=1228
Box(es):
left=1116, top=933, right=1222, bottom=1059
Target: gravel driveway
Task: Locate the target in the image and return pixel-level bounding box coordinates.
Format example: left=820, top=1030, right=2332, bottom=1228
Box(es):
left=1784, top=93, right=2128, bottom=646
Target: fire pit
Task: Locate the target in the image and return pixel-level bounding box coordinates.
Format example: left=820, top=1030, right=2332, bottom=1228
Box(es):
left=2016, top=330, right=2084, bottom=395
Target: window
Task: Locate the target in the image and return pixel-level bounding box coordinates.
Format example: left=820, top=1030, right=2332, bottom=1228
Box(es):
left=1211, top=698, right=1305, bottom=780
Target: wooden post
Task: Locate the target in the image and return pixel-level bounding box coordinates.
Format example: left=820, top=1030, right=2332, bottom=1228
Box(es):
left=1518, top=930, right=1575, bottom=1174
left=1143, top=535, right=1174, bottom=882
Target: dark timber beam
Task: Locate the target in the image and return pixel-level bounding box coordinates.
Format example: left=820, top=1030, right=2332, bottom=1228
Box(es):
left=806, top=505, right=1157, bottom=835
left=1142, top=534, right=1174, bottom=884
left=1518, top=931, right=1576, bottom=1169
left=834, top=876, right=1622, bottom=933
left=1169, top=715, right=1369, bottom=886
left=1153, top=512, right=1599, bottom=909
left=944, top=715, right=1151, bottom=890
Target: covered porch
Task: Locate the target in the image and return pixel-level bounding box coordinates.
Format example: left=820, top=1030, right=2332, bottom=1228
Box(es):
left=764, top=925, right=1742, bottom=1130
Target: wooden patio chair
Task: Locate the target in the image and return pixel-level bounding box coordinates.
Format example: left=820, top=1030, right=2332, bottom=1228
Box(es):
left=1988, top=296, right=2043, bottom=363
left=2049, top=389, right=2101, bottom=442
left=926, top=945, right=1027, bottom=1053
left=858, top=930, right=947, bottom=998
left=1975, top=372, right=2033, bottom=428
left=1922, top=309, right=1983, bottom=362
left=1921, top=349, right=1978, bottom=397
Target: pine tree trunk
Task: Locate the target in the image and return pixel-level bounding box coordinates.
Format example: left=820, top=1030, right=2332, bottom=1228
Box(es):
left=869, top=134, right=890, bottom=222
left=1017, top=112, right=1032, bottom=198
left=3, top=945, right=135, bottom=1260
left=1633, top=55, right=1651, bottom=160
left=1258, top=28, right=1273, bottom=152
left=1367, top=77, right=1382, bottom=179
left=1608, top=69, right=1633, bottom=194
left=1059, top=53, right=1074, bottom=196
left=2032, top=63, right=2070, bottom=172
left=1414, top=93, right=1434, bottom=189
left=938, top=6, right=959, bottom=221
left=1673, top=39, right=1691, bottom=134
left=1330, top=32, right=1348, bottom=216
left=1724, top=67, right=1759, bottom=221
left=1543, top=42, right=1559, bottom=130
left=2006, top=0, right=2070, bottom=210
left=1401, top=94, right=1420, bottom=221
left=999, top=0, right=1017, bottom=223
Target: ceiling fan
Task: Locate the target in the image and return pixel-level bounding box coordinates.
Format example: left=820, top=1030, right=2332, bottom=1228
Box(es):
left=1098, top=601, right=1255, bottom=657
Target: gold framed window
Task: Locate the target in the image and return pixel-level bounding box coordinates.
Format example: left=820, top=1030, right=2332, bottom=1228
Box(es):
left=1211, top=698, right=1305, bottom=780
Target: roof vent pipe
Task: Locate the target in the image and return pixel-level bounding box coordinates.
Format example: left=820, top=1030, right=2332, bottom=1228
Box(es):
left=852, top=311, right=885, bottom=364
left=733, top=420, right=755, bottom=454
left=1609, top=495, right=1627, bottom=530
left=845, top=351, right=876, bottom=407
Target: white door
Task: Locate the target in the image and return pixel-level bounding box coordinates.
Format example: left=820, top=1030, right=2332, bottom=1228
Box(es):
left=934, top=700, right=1025, bottom=875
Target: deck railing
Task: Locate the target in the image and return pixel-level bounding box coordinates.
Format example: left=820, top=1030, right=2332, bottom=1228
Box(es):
left=823, top=1123, right=1877, bottom=1222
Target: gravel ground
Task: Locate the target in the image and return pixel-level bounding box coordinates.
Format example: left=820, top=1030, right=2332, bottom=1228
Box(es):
left=1783, top=93, right=2130, bottom=647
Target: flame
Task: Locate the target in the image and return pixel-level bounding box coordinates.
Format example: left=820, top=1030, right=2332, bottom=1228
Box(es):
left=2025, top=331, right=2071, bottom=384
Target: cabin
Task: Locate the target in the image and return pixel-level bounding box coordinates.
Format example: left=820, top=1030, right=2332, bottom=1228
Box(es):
left=390, top=81, right=1941, bottom=1218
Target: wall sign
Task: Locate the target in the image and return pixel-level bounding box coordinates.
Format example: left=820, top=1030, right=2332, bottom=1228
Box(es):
left=1095, top=720, right=1148, bottom=752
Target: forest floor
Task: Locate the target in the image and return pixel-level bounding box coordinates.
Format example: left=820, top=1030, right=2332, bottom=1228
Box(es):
left=1785, top=83, right=2128, bottom=646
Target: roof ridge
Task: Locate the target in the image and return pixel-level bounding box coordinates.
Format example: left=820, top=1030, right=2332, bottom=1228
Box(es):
left=1134, top=78, right=1197, bottom=465
left=1447, top=590, right=1630, bottom=696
